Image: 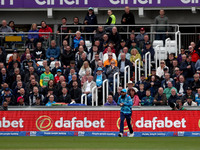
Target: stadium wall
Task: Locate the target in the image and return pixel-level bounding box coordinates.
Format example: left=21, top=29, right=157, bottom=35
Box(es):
left=1, top=108, right=200, bottom=137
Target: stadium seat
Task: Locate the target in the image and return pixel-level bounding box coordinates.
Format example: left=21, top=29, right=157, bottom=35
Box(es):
left=165, top=39, right=177, bottom=54
left=153, top=40, right=164, bottom=48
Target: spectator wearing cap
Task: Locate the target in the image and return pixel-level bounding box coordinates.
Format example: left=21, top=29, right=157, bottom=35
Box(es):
left=141, top=90, right=154, bottom=106
left=180, top=55, right=195, bottom=83
left=161, top=73, right=174, bottom=89
left=17, top=96, right=26, bottom=106
left=129, top=87, right=140, bottom=106
left=154, top=87, right=167, bottom=106
left=128, top=40, right=141, bottom=55
left=84, top=7, right=97, bottom=33
left=104, top=95, right=117, bottom=106
left=54, top=69, right=63, bottom=84
left=127, top=81, right=134, bottom=92
left=118, top=53, right=132, bottom=78
left=118, top=47, right=131, bottom=61
left=163, top=81, right=177, bottom=100
left=121, top=6, right=135, bottom=32
left=40, top=67, right=54, bottom=88
left=8, top=49, right=21, bottom=64
left=46, top=40, right=60, bottom=63
left=175, top=75, right=188, bottom=98
left=181, top=87, right=195, bottom=103
left=190, top=73, right=200, bottom=92
left=154, top=9, right=168, bottom=43
left=32, top=96, right=44, bottom=106
left=33, top=42, right=46, bottom=62
left=156, top=60, right=169, bottom=78
left=45, top=94, right=56, bottom=106
left=82, top=75, right=96, bottom=105
left=79, top=61, right=92, bottom=80
left=168, top=89, right=179, bottom=105
left=189, top=45, right=199, bottom=63
left=2, top=94, right=15, bottom=106
left=142, top=41, right=155, bottom=61
left=16, top=88, right=29, bottom=104
left=183, top=96, right=197, bottom=106
left=147, top=68, right=160, bottom=82
left=136, top=28, right=147, bottom=49
left=195, top=88, right=200, bottom=106
left=58, top=87, right=71, bottom=104
left=106, top=60, right=119, bottom=92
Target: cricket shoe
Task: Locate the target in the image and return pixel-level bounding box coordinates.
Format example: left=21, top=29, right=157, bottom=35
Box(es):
left=118, top=133, right=123, bottom=137
left=129, top=133, right=134, bottom=137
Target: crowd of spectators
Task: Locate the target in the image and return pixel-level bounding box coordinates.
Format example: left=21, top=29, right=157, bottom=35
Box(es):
left=0, top=7, right=199, bottom=108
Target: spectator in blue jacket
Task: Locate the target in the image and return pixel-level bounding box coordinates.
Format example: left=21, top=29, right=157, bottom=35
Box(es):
left=142, top=41, right=155, bottom=61
left=45, top=94, right=56, bottom=106
left=72, top=31, right=84, bottom=49
left=141, top=90, right=154, bottom=106
left=117, top=89, right=134, bottom=137
left=28, top=23, right=39, bottom=47
left=46, top=40, right=60, bottom=63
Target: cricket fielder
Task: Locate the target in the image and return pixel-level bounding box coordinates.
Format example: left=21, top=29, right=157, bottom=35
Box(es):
left=117, top=89, right=134, bottom=137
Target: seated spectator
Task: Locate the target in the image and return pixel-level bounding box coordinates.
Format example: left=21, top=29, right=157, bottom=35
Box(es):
left=27, top=23, right=39, bottom=48
left=93, top=60, right=106, bottom=75
left=190, top=73, right=200, bottom=92
left=0, top=47, right=6, bottom=65
left=104, top=95, right=117, bottom=106
left=33, top=42, right=46, bottom=62
left=149, top=75, right=161, bottom=97
left=9, top=68, right=24, bottom=87
left=61, top=45, right=75, bottom=68
left=29, top=86, right=44, bottom=106
left=94, top=26, right=106, bottom=42
left=154, top=87, right=167, bottom=106
left=135, top=72, right=148, bottom=90
left=118, top=47, right=131, bottom=61
left=165, top=53, right=175, bottom=71
left=170, top=60, right=179, bottom=77
left=8, top=60, right=21, bottom=77
left=0, top=68, right=10, bottom=86
left=66, top=69, right=77, bottom=84
left=163, top=81, right=177, bottom=100
left=156, top=60, right=168, bottom=78
left=172, top=67, right=182, bottom=83
left=1, top=102, right=8, bottom=111
left=13, top=81, right=25, bottom=96
left=104, top=52, right=117, bottom=68
left=38, top=21, right=53, bottom=41
left=46, top=40, right=60, bottom=63
left=161, top=73, right=174, bottom=89
left=69, top=81, right=82, bottom=103
left=16, top=88, right=29, bottom=104
left=113, top=86, right=122, bottom=103
left=141, top=90, right=154, bottom=106
left=88, top=45, right=103, bottom=62
left=90, top=53, right=100, bottom=72
left=195, top=88, right=200, bottom=106
left=128, top=40, right=141, bottom=55
left=130, top=49, right=143, bottom=68
left=118, top=53, right=132, bottom=77
left=21, top=54, right=37, bottom=73
left=68, top=75, right=81, bottom=89
left=106, top=60, right=119, bottom=91
left=102, top=34, right=109, bottom=51
left=108, top=27, right=121, bottom=49
left=78, top=61, right=92, bottom=79
left=183, top=96, right=197, bottom=106
left=56, top=80, right=67, bottom=97
left=2, top=94, right=15, bottom=106
left=26, top=79, right=40, bottom=95
left=51, top=61, right=63, bottom=75
left=11, top=74, right=25, bottom=90
left=40, top=67, right=54, bottom=88
left=37, top=60, right=48, bottom=76
left=75, top=47, right=88, bottom=67
left=82, top=75, right=96, bottom=105
left=137, top=84, right=146, bottom=100
left=129, top=87, right=140, bottom=106
left=142, top=41, right=155, bottom=61
left=61, top=40, right=68, bottom=53
left=72, top=31, right=84, bottom=49
left=103, top=47, right=117, bottom=63
left=75, top=40, right=88, bottom=54
left=168, top=89, right=179, bottom=105
left=175, top=75, right=188, bottom=98
left=24, top=66, right=39, bottom=83
left=8, top=49, right=21, bottom=64
left=32, top=96, right=44, bottom=106
left=181, top=87, right=195, bottom=103
left=54, top=69, right=63, bottom=84
left=17, top=96, right=26, bottom=106
left=103, top=42, right=116, bottom=55
left=81, top=69, right=91, bottom=87
left=177, top=48, right=186, bottom=63
left=58, top=87, right=71, bottom=104
left=43, top=79, right=57, bottom=96
left=136, top=28, right=147, bottom=49
left=117, top=39, right=126, bottom=54
left=189, top=45, right=199, bottom=63
left=126, top=33, right=136, bottom=49
left=44, top=89, right=57, bottom=104
left=45, top=94, right=56, bottom=106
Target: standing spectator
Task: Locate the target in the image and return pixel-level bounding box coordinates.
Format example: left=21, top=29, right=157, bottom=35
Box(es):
left=57, top=17, right=70, bottom=42
left=33, top=42, right=46, bottom=62
left=40, top=67, right=54, bottom=88
left=45, top=94, right=56, bottom=106
left=154, top=9, right=168, bottom=42
left=121, top=6, right=135, bottom=32
left=106, top=9, right=116, bottom=27
left=69, top=17, right=82, bottom=33
left=8, top=21, right=17, bottom=32
left=69, top=81, right=82, bottom=103
left=136, top=28, right=147, bottom=49
left=38, top=21, right=52, bottom=41
left=46, top=40, right=60, bottom=62
left=104, top=95, right=117, bottom=106
left=141, top=90, right=154, bottom=106
left=189, top=45, right=199, bottom=63
left=154, top=87, right=167, bottom=106
left=84, top=7, right=97, bottom=33
left=27, top=23, right=39, bottom=48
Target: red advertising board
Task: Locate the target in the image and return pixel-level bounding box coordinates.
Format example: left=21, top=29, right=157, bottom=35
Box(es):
left=0, top=110, right=199, bottom=132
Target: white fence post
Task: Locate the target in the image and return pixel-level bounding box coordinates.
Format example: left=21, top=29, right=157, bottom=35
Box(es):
left=124, top=66, right=130, bottom=89
left=92, top=86, right=98, bottom=106
left=175, top=31, right=181, bottom=55
left=81, top=94, right=87, bottom=105
left=145, top=52, right=151, bottom=78
left=103, top=79, right=109, bottom=106
left=113, top=72, right=119, bottom=95
left=135, top=59, right=141, bottom=83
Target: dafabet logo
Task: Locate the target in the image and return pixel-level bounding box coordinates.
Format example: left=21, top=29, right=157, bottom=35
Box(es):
left=36, top=116, right=53, bottom=131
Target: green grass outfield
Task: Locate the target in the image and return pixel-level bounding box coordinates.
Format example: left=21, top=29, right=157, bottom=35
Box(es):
left=0, top=137, right=199, bottom=150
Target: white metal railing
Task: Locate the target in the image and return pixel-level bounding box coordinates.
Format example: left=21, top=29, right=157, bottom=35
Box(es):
left=155, top=45, right=160, bottom=69
left=145, top=52, right=151, bottom=78
left=124, top=66, right=130, bottom=89
left=175, top=31, right=181, bottom=55
left=135, top=58, right=141, bottom=83
left=81, top=94, right=87, bottom=105
left=102, top=79, right=109, bottom=106
left=113, top=72, right=120, bottom=95
left=92, top=86, right=98, bottom=106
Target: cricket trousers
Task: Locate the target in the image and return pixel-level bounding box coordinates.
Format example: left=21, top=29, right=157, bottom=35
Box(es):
left=120, top=112, right=133, bottom=134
